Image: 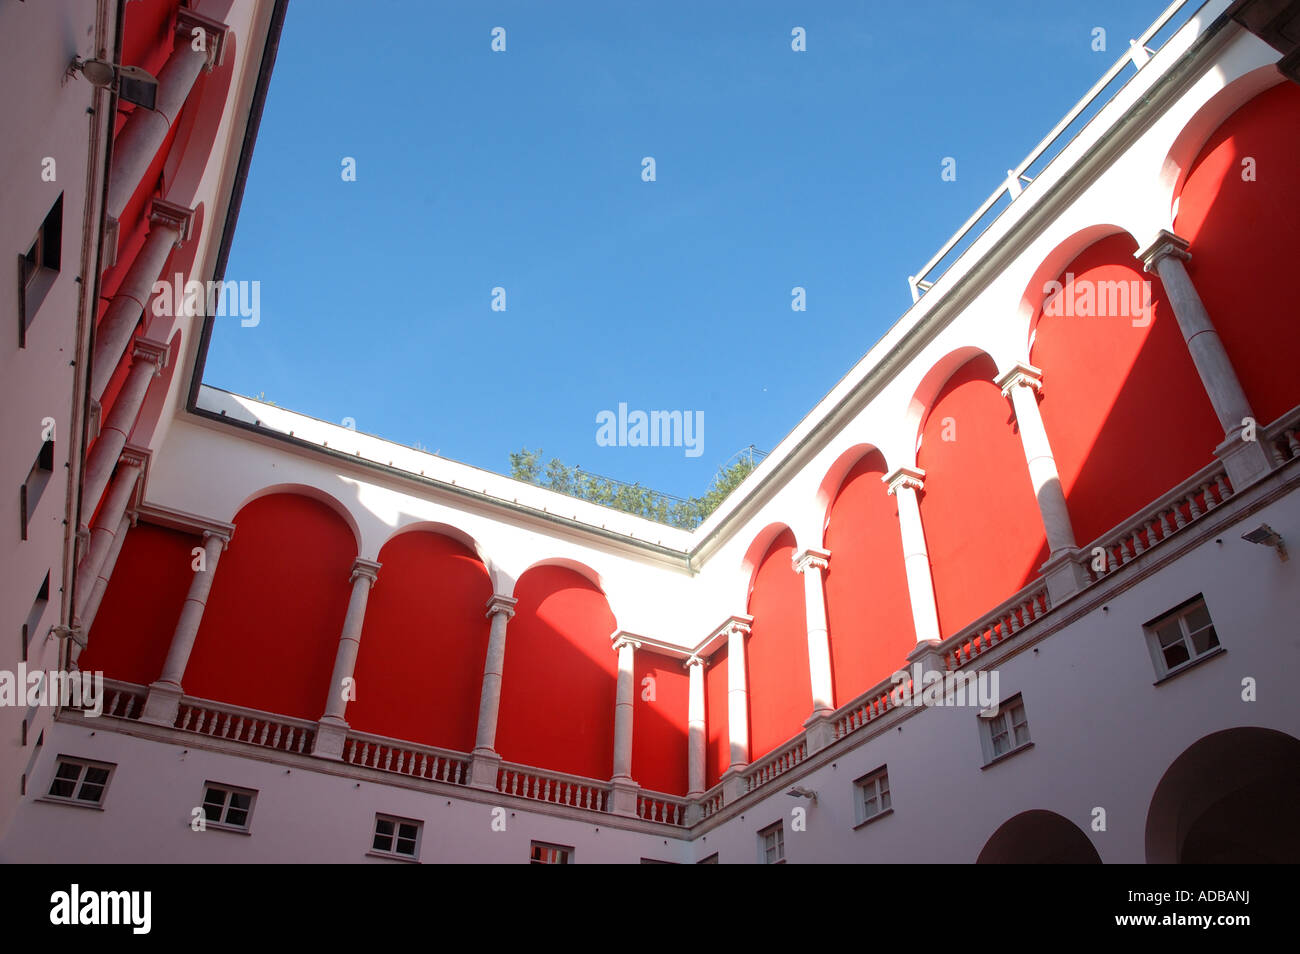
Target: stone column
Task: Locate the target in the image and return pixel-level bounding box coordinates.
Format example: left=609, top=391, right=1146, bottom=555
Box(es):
left=311, top=558, right=382, bottom=758
left=717, top=617, right=753, bottom=802
left=106, top=10, right=228, bottom=226
left=685, top=655, right=706, bottom=798
left=882, top=466, right=942, bottom=643
left=74, top=513, right=132, bottom=654
left=609, top=636, right=641, bottom=817
left=72, top=455, right=142, bottom=623
left=91, top=200, right=194, bottom=401
left=1137, top=230, right=1272, bottom=488
left=792, top=547, right=838, bottom=752
left=81, top=338, right=167, bottom=515
left=996, top=362, right=1091, bottom=603
left=140, top=529, right=232, bottom=726
left=469, top=594, right=517, bottom=789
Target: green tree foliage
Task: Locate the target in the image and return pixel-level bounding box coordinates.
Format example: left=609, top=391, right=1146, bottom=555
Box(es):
left=508, top=448, right=758, bottom=530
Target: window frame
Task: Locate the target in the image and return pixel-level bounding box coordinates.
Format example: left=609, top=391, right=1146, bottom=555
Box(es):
left=369, top=813, right=422, bottom=861
left=758, top=821, right=785, bottom=864
left=18, top=193, right=62, bottom=346
left=854, top=765, right=893, bottom=827
left=200, top=782, right=257, bottom=833
left=43, top=756, right=115, bottom=808
left=529, top=841, right=573, bottom=864
left=1144, top=595, right=1223, bottom=681
left=979, top=693, right=1033, bottom=766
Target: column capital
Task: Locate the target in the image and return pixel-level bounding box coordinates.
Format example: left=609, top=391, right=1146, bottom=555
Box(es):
left=1136, top=229, right=1191, bottom=273
left=117, top=445, right=150, bottom=472
left=349, top=558, right=381, bottom=585
left=792, top=546, right=831, bottom=574
left=176, top=7, right=230, bottom=71
left=484, top=594, right=517, bottom=619
left=148, top=198, right=196, bottom=246
left=200, top=529, right=232, bottom=552
left=995, top=361, right=1044, bottom=398
left=684, top=654, right=706, bottom=670
left=709, top=613, right=753, bottom=645
left=882, top=465, right=926, bottom=496
left=130, top=336, right=169, bottom=375
left=611, top=633, right=642, bottom=653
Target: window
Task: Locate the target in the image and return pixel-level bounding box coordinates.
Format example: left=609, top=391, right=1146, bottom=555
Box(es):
left=18, top=193, right=62, bottom=346
left=697, top=853, right=719, bottom=864
left=529, top=841, right=572, bottom=864
left=22, top=572, right=50, bottom=662
left=20, top=439, right=55, bottom=541
left=371, top=814, right=421, bottom=860
left=759, top=821, right=785, bottom=864
left=855, top=766, right=892, bottom=826
left=980, top=694, right=1032, bottom=765
left=1146, top=596, right=1221, bottom=679
left=201, top=783, right=256, bottom=831
left=46, top=757, right=114, bottom=806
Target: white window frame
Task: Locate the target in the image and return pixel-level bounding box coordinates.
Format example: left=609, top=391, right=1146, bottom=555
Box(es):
left=1145, top=596, right=1221, bottom=679
left=201, top=782, right=257, bottom=832
left=371, top=813, right=422, bottom=861
left=44, top=756, right=114, bottom=807
left=758, top=821, right=785, bottom=864
left=529, top=841, right=572, bottom=864
left=979, top=694, right=1032, bottom=765
left=854, top=766, right=892, bottom=826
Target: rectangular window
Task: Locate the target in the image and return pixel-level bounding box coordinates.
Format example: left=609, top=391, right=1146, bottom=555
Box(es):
left=18, top=193, right=62, bottom=346
left=980, top=694, right=1032, bottom=765
left=22, top=572, right=50, bottom=662
left=371, top=814, right=421, bottom=860
left=201, top=783, right=257, bottom=831
left=855, top=766, right=892, bottom=825
left=20, top=439, right=55, bottom=541
left=697, top=853, right=719, bottom=864
left=529, top=841, right=572, bottom=864
left=1146, top=596, right=1221, bottom=679
left=759, top=821, right=785, bottom=864
left=46, top=756, right=114, bottom=806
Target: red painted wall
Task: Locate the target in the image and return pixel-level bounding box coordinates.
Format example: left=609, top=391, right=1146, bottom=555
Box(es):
left=744, top=529, right=811, bottom=761
left=1030, top=234, right=1221, bottom=548
left=704, top=653, right=728, bottom=789
left=823, top=450, right=915, bottom=701
left=346, top=532, right=493, bottom=753
left=183, top=494, right=356, bottom=720
left=1175, top=81, right=1300, bottom=426
left=495, top=566, right=617, bottom=781
left=918, top=354, right=1048, bottom=636
left=81, top=523, right=196, bottom=686
left=631, top=651, right=689, bottom=796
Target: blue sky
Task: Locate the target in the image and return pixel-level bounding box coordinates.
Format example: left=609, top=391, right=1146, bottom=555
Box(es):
left=209, top=0, right=1183, bottom=499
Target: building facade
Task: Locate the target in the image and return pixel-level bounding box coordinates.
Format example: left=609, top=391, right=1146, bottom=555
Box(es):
left=2, top=0, right=1298, bottom=863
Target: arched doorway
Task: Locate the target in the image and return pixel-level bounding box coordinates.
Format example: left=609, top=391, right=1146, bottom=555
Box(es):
left=977, top=810, right=1102, bottom=863
left=1146, top=727, right=1300, bottom=863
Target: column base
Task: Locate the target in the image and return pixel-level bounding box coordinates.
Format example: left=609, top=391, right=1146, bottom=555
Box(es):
left=1216, top=429, right=1274, bottom=492
left=311, top=717, right=349, bottom=760
left=1040, top=547, right=1090, bottom=605
left=468, top=748, right=502, bottom=791
left=610, top=777, right=640, bottom=817
left=139, top=682, right=183, bottom=727
left=803, top=711, right=837, bottom=754
left=721, top=767, right=749, bottom=804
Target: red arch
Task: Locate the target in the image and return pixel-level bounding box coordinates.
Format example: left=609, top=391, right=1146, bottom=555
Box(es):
left=745, top=528, right=810, bottom=761
left=183, top=493, right=357, bottom=720
left=1029, top=233, right=1220, bottom=547
left=1175, top=81, right=1300, bottom=427
left=346, top=531, right=493, bottom=752
left=823, top=449, right=915, bottom=701
left=494, top=566, right=617, bottom=780
left=917, top=354, right=1046, bottom=636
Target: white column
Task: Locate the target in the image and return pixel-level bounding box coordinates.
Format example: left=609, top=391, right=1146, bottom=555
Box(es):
left=469, top=594, right=517, bottom=789
left=320, top=558, right=382, bottom=724
left=792, top=547, right=835, bottom=719
left=1137, top=231, right=1271, bottom=488
left=81, top=338, right=167, bottom=514
left=726, top=620, right=751, bottom=772
left=75, top=513, right=132, bottom=649
left=996, top=363, right=1078, bottom=555
left=686, top=655, right=706, bottom=797
left=140, top=528, right=231, bottom=725
left=91, top=201, right=193, bottom=401
left=72, top=457, right=142, bottom=622
left=611, top=637, right=639, bottom=781
left=106, top=10, right=228, bottom=223
left=883, top=467, right=942, bottom=643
